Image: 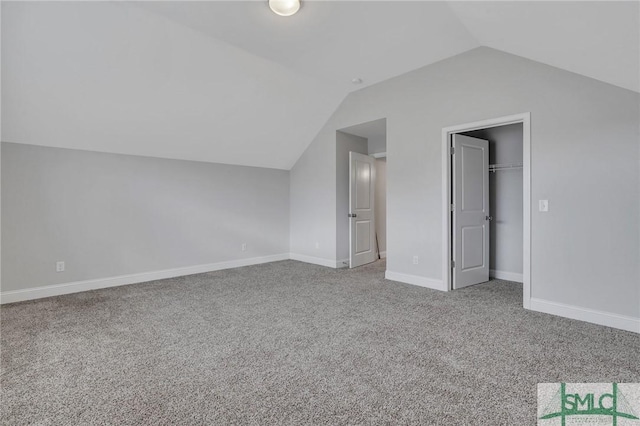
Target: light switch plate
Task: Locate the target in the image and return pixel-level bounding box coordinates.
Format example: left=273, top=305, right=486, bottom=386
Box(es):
left=539, top=200, right=549, bottom=212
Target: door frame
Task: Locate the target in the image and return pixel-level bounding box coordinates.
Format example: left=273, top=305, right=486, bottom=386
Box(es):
left=441, top=112, right=531, bottom=309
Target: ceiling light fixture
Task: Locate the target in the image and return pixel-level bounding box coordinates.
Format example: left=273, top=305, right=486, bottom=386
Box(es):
left=351, top=78, right=363, bottom=85
left=269, top=0, right=300, bottom=17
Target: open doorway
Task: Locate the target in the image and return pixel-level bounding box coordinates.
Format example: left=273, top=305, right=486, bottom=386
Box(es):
left=442, top=113, right=531, bottom=308
left=459, top=123, right=524, bottom=284
left=336, top=118, right=387, bottom=268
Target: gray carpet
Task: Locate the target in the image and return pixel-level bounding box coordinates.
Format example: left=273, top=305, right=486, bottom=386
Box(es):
left=1, top=260, right=638, bottom=425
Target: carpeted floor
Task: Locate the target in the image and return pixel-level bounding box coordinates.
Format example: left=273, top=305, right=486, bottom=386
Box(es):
left=1, top=260, right=638, bottom=425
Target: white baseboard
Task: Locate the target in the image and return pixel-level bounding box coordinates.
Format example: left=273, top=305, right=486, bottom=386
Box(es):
left=490, top=269, right=523, bottom=283
left=529, top=298, right=640, bottom=334
left=289, top=253, right=338, bottom=269
left=379, top=251, right=387, bottom=259
left=0, top=253, right=290, bottom=304
left=336, top=258, right=350, bottom=268
left=385, top=270, right=446, bottom=291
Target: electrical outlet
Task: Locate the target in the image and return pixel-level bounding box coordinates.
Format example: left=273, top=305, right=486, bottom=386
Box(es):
left=413, top=256, right=419, bottom=265
left=56, top=261, right=65, bottom=272
left=241, top=243, right=247, bottom=251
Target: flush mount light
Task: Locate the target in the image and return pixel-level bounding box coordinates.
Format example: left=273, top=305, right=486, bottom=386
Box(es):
left=351, top=78, right=363, bottom=85
left=269, top=0, right=300, bottom=17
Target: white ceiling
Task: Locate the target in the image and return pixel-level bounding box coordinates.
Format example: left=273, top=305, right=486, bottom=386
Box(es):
left=448, top=1, right=639, bottom=94
left=2, top=1, right=638, bottom=170
left=134, top=1, right=479, bottom=91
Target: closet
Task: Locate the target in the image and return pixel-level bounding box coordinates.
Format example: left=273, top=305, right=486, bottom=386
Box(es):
left=460, top=123, right=524, bottom=283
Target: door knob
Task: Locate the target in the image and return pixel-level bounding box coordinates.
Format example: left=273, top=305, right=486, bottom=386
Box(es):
left=348, top=213, right=357, bottom=218
left=485, top=215, right=493, bottom=221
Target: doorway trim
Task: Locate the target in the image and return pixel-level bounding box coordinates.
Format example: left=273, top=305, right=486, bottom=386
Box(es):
left=441, top=112, right=531, bottom=309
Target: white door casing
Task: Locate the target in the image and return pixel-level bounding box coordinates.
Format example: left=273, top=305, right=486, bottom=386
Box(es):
left=452, top=134, right=490, bottom=288
left=442, top=112, right=530, bottom=307
left=349, top=152, right=377, bottom=268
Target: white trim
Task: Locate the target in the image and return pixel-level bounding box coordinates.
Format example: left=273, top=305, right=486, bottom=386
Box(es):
left=442, top=113, right=531, bottom=310
left=490, top=269, right=523, bottom=283
left=289, top=253, right=338, bottom=268
left=371, top=152, right=387, bottom=159
left=337, top=258, right=350, bottom=268
left=385, top=270, right=446, bottom=291
left=379, top=251, right=387, bottom=259
left=530, top=298, right=640, bottom=334
left=522, top=115, right=531, bottom=309
left=0, top=253, right=290, bottom=304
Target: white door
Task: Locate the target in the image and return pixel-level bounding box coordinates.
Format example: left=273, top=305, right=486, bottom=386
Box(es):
left=452, top=134, right=490, bottom=289
left=349, top=152, right=377, bottom=268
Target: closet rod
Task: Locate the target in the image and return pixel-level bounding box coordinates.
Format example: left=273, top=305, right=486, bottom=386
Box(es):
left=489, top=163, right=523, bottom=172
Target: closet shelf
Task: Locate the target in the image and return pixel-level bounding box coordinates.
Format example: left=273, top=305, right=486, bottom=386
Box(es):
left=489, top=163, right=523, bottom=172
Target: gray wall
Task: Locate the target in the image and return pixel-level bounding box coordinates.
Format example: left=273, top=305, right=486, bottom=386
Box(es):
left=336, top=131, right=368, bottom=263
left=368, top=135, right=387, bottom=156
left=375, top=158, right=387, bottom=256
left=289, top=109, right=340, bottom=262
left=462, top=124, right=523, bottom=276
left=289, top=47, right=639, bottom=319
left=1, top=143, right=290, bottom=292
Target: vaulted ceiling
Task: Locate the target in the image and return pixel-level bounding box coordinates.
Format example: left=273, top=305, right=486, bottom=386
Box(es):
left=2, top=1, right=638, bottom=170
